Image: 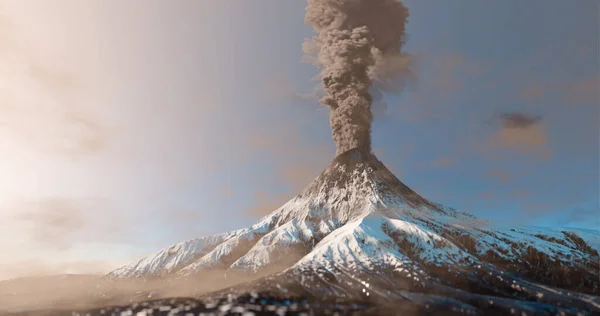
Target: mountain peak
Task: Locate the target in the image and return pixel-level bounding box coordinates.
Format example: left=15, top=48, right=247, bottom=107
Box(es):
left=297, top=148, right=439, bottom=214
left=330, top=147, right=373, bottom=166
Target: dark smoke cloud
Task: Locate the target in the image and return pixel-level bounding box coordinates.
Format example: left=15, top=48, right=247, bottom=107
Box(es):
left=484, top=112, right=549, bottom=158
left=304, top=0, right=412, bottom=155
left=499, top=113, right=541, bottom=129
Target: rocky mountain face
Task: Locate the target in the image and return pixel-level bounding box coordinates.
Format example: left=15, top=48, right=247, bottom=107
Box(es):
left=107, top=149, right=600, bottom=314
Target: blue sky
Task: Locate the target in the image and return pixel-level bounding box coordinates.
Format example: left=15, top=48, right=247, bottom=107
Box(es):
left=0, top=0, right=597, bottom=279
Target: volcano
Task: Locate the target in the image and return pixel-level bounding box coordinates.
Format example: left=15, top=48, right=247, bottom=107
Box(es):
left=105, top=149, right=599, bottom=315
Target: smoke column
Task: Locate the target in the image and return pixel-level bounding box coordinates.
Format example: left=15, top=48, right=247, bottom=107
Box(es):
left=304, top=0, right=411, bottom=155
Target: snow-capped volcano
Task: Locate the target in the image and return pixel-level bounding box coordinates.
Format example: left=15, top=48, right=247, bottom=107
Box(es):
left=108, top=149, right=600, bottom=314
left=108, top=149, right=452, bottom=278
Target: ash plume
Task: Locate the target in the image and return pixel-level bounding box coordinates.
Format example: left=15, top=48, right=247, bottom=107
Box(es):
left=304, top=0, right=412, bottom=155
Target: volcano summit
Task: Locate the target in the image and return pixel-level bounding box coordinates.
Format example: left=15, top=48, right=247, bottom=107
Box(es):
left=101, top=149, right=600, bottom=315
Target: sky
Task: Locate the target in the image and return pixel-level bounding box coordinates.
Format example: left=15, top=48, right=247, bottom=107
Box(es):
left=0, top=0, right=598, bottom=280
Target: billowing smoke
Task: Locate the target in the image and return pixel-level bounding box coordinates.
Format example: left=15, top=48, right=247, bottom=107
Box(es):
left=304, top=0, right=412, bottom=155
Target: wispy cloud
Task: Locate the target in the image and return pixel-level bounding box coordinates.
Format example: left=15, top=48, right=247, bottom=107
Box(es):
left=219, top=186, right=236, bottom=198
left=563, top=206, right=600, bottom=226
left=234, top=121, right=335, bottom=216
left=246, top=191, right=291, bottom=216
left=521, top=203, right=554, bottom=212
left=0, top=197, right=139, bottom=279
left=484, top=168, right=530, bottom=184
left=244, top=123, right=334, bottom=181
left=0, top=12, right=109, bottom=158
left=508, top=189, right=533, bottom=200
left=59, top=111, right=108, bottom=157
left=485, top=112, right=551, bottom=159
left=499, top=113, right=541, bottom=129
left=420, top=54, right=488, bottom=96
left=517, top=73, right=598, bottom=106
left=3, top=198, right=131, bottom=251
left=262, top=72, right=324, bottom=105
left=0, top=259, right=112, bottom=280
left=564, top=76, right=599, bottom=104
left=520, top=83, right=544, bottom=102
left=415, top=156, right=457, bottom=170
left=433, top=157, right=456, bottom=167
left=476, top=190, right=498, bottom=200
left=397, top=54, right=490, bottom=121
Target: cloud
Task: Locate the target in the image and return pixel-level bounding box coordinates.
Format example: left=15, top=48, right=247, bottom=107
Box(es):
left=489, top=202, right=558, bottom=225
left=499, top=113, right=541, bottom=129
left=493, top=120, right=546, bottom=147
left=0, top=197, right=140, bottom=280
left=26, top=63, right=78, bottom=97
left=429, top=55, right=466, bottom=94
left=238, top=123, right=335, bottom=216
left=15, top=200, right=86, bottom=250
left=219, top=186, right=236, bottom=198
left=517, top=74, right=598, bottom=106
left=0, top=259, right=111, bottom=280
left=484, top=168, right=530, bottom=184
left=262, top=72, right=324, bottom=105
left=509, top=189, right=533, bottom=200
left=417, top=54, right=488, bottom=96
left=521, top=203, right=553, bottom=212
left=477, top=190, right=497, bottom=200
left=520, top=83, right=544, bottom=102
left=372, top=145, right=412, bottom=178
left=486, top=112, right=551, bottom=158
left=563, top=206, right=600, bottom=225
left=59, top=111, right=108, bottom=157
left=0, top=11, right=109, bottom=158
left=279, top=143, right=333, bottom=191
left=393, top=54, right=490, bottom=122
left=281, top=164, right=323, bottom=193
left=243, top=123, right=334, bottom=181
left=475, top=189, right=532, bottom=203
left=564, top=76, right=599, bottom=104
left=244, top=143, right=333, bottom=216
left=3, top=198, right=130, bottom=251
left=246, top=191, right=291, bottom=216
left=415, top=156, right=457, bottom=170
left=433, top=157, right=456, bottom=167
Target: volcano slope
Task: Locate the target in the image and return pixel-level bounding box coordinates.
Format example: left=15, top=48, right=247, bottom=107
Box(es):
left=104, top=149, right=599, bottom=315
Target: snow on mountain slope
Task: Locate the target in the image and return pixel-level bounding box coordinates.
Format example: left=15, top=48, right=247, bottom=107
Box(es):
left=107, top=148, right=599, bottom=313
left=174, top=149, right=455, bottom=276
left=530, top=226, right=600, bottom=253
left=178, top=222, right=273, bottom=273
left=107, top=230, right=243, bottom=278
left=293, top=211, right=470, bottom=272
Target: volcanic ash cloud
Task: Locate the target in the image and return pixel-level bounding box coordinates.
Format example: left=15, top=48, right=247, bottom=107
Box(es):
left=304, top=0, right=411, bottom=155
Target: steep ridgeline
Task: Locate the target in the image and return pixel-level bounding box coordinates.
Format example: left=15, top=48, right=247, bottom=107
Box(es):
left=108, top=149, right=600, bottom=314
